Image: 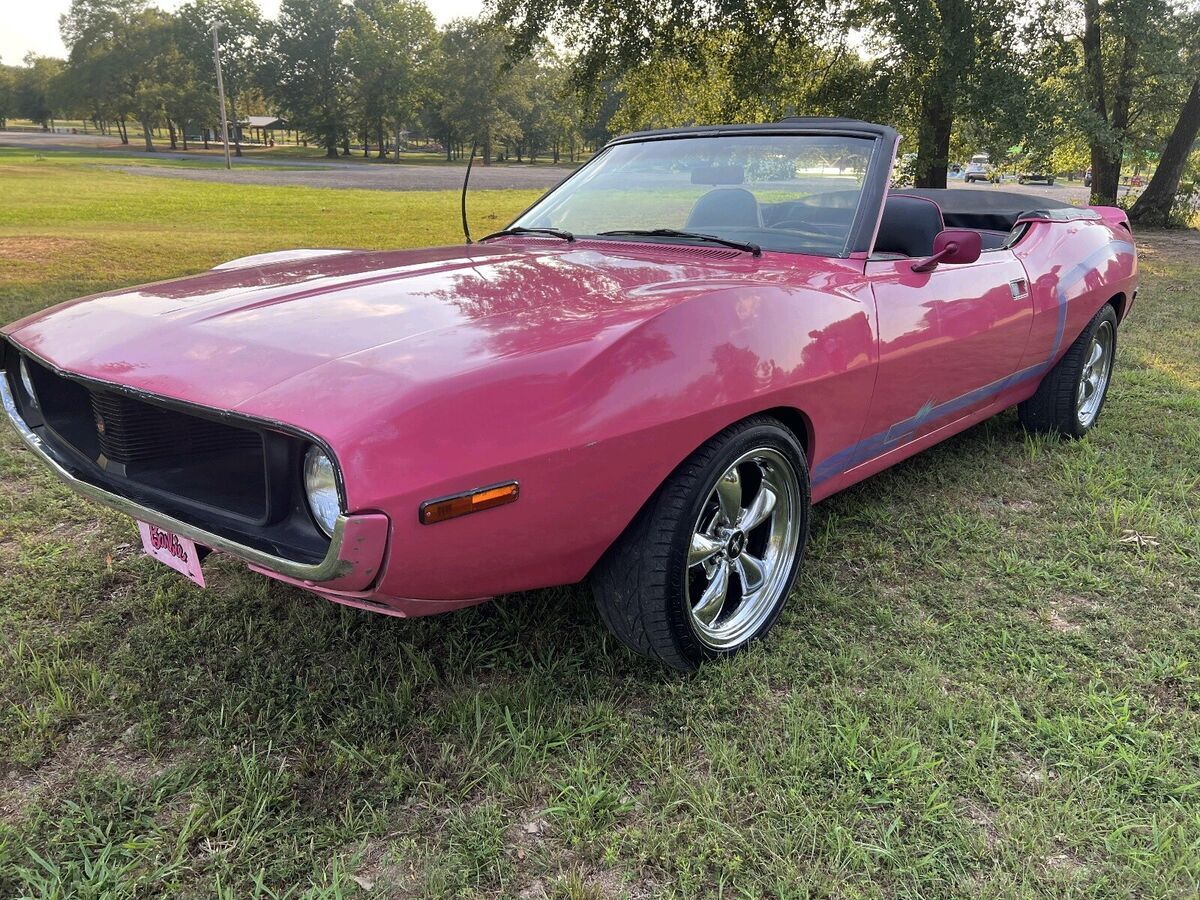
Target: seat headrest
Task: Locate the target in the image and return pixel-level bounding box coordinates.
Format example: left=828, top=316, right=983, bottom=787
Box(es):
left=685, top=188, right=762, bottom=229
left=874, top=195, right=945, bottom=258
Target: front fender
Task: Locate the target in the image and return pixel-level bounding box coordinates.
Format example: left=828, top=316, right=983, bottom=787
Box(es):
left=349, top=279, right=877, bottom=601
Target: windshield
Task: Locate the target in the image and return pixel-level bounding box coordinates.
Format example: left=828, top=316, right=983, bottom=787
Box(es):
left=510, top=134, right=877, bottom=257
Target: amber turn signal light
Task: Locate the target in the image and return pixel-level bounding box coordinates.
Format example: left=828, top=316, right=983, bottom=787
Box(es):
left=420, top=482, right=519, bottom=524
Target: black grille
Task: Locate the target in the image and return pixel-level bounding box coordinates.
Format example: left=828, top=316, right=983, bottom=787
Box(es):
left=7, top=344, right=335, bottom=562
left=21, top=357, right=270, bottom=521
left=90, top=390, right=261, bottom=466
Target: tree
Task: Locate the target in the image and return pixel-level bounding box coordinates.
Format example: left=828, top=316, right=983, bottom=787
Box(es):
left=511, top=53, right=579, bottom=162
left=159, top=33, right=217, bottom=151
left=126, top=10, right=175, bottom=151
left=0, top=65, right=16, bottom=128
left=177, top=0, right=265, bottom=156
left=607, top=29, right=874, bottom=133
left=1127, top=10, right=1200, bottom=224
left=59, top=0, right=174, bottom=150
left=266, top=0, right=351, bottom=158
left=1128, top=75, right=1200, bottom=225
left=431, top=19, right=524, bottom=166
left=14, top=55, right=65, bottom=129
left=1072, top=0, right=1188, bottom=204
left=344, top=0, right=436, bottom=159
left=494, top=0, right=1039, bottom=188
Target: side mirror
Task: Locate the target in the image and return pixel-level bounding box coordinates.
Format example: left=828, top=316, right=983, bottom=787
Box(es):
left=911, top=229, right=982, bottom=273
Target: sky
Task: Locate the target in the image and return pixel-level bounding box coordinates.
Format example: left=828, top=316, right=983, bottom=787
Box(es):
left=0, top=0, right=486, bottom=66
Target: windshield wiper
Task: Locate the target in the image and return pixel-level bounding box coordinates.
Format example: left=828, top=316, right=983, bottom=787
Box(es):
left=597, top=228, right=761, bottom=257
left=480, top=226, right=575, bottom=243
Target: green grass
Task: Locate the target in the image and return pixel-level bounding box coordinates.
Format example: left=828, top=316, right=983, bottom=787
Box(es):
left=1, top=155, right=1199, bottom=897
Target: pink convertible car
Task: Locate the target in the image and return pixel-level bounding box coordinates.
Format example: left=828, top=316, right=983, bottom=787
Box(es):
left=2, top=119, right=1137, bottom=669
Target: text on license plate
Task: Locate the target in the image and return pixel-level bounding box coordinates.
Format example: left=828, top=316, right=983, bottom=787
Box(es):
left=137, top=521, right=206, bottom=587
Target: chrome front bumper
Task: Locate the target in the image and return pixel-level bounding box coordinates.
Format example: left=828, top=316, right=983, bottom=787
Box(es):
left=1, top=371, right=356, bottom=583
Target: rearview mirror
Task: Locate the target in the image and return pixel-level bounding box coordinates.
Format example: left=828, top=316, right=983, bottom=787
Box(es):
left=690, top=165, right=744, bottom=185
left=912, top=229, right=982, bottom=272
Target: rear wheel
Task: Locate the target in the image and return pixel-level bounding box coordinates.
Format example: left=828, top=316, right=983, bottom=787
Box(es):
left=591, top=417, right=810, bottom=671
left=1019, top=304, right=1118, bottom=438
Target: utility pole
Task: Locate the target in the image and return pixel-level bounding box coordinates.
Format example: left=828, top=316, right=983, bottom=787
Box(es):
left=212, top=25, right=232, bottom=170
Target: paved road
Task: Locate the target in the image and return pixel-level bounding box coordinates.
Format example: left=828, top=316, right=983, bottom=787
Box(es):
left=107, top=161, right=576, bottom=191
left=946, top=178, right=1144, bottom=207
left=3, top=131, right=1143, bottom=202
left=0, top=130, right=578, bottom=190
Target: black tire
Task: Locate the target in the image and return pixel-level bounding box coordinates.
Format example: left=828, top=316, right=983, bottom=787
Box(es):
left=1018, top=303, right=1118, bottom=438
left=591, top=416, right=811, bottom=671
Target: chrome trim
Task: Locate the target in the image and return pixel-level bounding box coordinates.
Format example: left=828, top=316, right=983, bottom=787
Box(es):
left=9, top=341, right=347, bottom=509
left=1, top=371, right=351, bottom=582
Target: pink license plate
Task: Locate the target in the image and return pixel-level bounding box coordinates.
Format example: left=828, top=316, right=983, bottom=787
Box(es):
left=137, top=521, right=207, bottom=587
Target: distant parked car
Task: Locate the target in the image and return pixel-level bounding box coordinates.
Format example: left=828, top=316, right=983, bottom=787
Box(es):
left=965, top=154, right=999, bottom=184
left=1018, top=171, right=1056, bottom=185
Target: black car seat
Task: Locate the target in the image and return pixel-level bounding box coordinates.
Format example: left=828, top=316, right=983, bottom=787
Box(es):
left=685, top=188, right=762, bottom=229
left=874, top=195, right=945, bottom=257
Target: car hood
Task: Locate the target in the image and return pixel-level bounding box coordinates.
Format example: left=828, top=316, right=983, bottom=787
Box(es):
left=5, top=240, right=859, bottom=431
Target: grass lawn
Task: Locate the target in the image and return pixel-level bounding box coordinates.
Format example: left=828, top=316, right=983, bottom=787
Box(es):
left=0, top=155, right=1198, bottom=898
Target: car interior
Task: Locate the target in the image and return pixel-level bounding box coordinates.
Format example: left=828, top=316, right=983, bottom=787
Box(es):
left=682, top=186, right=1046, bottom=258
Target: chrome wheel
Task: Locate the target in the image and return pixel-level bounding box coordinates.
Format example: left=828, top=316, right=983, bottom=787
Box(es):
left=685, top=447, right=801, bottom=651
left=1076, top=320, right=1113, bottom=428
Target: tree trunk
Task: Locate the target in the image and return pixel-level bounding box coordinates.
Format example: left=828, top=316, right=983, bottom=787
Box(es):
left=140, top=117, right=156, bottom=152
left=1092, top=31, right=1140, bottom=204
left=118, top=117, right=129, bottom=144
left=325, top=134, right=339, bottom=158
left=341, top=135, right=351, bottom=156
left=482, top=134, right=492, bottom=167
left=913, top=88, right=952, bottom=189
left=167, top=119, right=177, bottom=150
left=1082, top=0, right=1142, bottom=205
left=377, top=119, right=387, bottom=159
left=1129, top=76, right=1200, bottom=226
left=181, top=121, right=188, bottom=151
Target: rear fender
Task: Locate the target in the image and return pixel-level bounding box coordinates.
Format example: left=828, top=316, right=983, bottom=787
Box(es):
left=1089, top=206, right=1132, bottom=234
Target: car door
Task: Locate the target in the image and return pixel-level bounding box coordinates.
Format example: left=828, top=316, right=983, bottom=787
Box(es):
left=859, top=248, right=1033, bottom=453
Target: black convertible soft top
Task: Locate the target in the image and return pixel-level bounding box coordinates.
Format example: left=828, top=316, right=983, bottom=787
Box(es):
left=894, top=188, right=1079, bottom=232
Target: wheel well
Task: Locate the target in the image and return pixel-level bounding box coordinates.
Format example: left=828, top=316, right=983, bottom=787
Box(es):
left=758, top=406, right=814, bottom=464
left=1108, top=293, right=1127, bottom=321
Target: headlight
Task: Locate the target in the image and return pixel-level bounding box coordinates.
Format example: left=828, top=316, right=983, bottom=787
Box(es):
left=18, top=357, right=38, bottom=408
left=303, top=446, right=340, bottom=537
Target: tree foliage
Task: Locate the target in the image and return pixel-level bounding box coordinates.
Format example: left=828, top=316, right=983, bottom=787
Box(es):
left=1, top=0, right=1194, bottom=222
left=263, top=0, right=351, bottom=158
left=177, top=0, right=265, bottom=154
left=344, top=0, right=436, bottom=158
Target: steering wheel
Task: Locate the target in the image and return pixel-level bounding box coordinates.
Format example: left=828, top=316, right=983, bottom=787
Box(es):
left=770, top=219, right=840, bottom=239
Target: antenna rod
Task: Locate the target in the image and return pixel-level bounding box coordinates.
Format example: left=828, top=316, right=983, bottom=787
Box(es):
left=212, top=25, right=232, bottom=170
left=461, top=139, right=478, bottom=244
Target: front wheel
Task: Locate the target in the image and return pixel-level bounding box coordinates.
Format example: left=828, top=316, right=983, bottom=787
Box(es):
left=1019, top=304, right=1118, bottom=438
left=591, top=417, right=810, bottom=671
